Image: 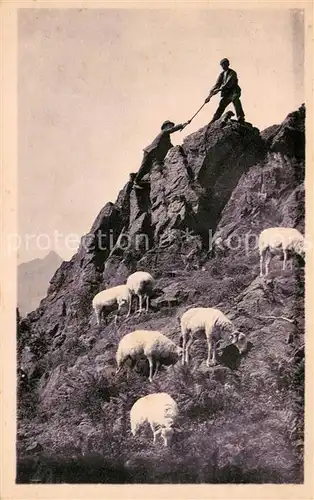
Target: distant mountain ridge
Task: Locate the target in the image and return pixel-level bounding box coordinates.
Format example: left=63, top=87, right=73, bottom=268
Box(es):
left=18, top=251, right=63, bottom=316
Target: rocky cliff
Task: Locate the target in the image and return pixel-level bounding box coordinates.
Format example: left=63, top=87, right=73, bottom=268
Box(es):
left=17, top=105, right=305, bottom=484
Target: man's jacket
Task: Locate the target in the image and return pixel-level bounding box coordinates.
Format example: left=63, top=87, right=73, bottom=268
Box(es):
left=143, top=124, right=182, bottom=162
left=211, top=68, right=241, bottom=98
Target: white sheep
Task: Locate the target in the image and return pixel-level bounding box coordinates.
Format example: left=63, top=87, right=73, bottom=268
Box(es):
left=116, top=330, right=182, bottom=382
left=92, top=285, right=131, bottom=325
left=180, top=307, right=248, bottom=367
left=259, top=227, right=305, bottom=276
left=130, top=392, right=179, bottom=447
left=126, top=271, right=155, bottom=315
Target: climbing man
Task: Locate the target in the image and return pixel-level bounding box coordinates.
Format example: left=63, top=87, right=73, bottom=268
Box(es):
left=133, top=119, right=190, bottom=189
left=205, top=58, right=245, bottom=124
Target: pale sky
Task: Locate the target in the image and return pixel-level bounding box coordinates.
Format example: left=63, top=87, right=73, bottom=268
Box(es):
left=18, top=8, right=304, bottom=263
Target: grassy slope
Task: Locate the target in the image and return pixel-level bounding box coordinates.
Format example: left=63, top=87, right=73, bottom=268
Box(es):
left=17, top=250, right=304, bottom=483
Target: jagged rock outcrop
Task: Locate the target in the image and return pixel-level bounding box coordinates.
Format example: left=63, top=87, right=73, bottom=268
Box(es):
left=124, top=120, right=264, bottom=246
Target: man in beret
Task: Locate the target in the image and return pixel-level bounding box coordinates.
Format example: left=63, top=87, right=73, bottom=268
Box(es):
left=133, top=119, right=190, bottom=189
left=205, top=58, right=245, bottom=124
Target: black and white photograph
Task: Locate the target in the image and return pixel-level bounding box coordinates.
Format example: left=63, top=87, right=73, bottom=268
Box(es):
left=0, top=1, right=313, bottom=494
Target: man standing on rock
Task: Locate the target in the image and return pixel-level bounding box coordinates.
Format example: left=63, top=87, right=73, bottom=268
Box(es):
left=205, top=58, right=245, bottom=124
left=133, top=119, right=190, bottom=189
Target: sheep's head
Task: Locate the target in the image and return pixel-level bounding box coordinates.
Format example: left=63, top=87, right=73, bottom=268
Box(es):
left=229, top=331, right=248, bottom=354
left=121, top=294, right=131, bottom=306
left=164, top=346, right=183, bottom=366
left=295, top=238, right=305, bottom=260
left=161, top=425, right=175, bottom=447
left=158, top=346, right=182, bottom=367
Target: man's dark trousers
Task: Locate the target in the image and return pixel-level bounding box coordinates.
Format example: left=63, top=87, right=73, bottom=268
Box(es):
left=211, top=90, right=245, bottom=122
left=134, top=151, right=163, bottom=183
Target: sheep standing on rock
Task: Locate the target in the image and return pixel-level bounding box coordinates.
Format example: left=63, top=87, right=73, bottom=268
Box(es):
left=116, top=330, right=182, bottom=382
left=92, top=285, right=131, bottom=325
left=126, top=271, right=154, bottom=315
left=180, top=307, right=248, bottom=367
left=259, top=227, right=305, bottom=276
left=130, top=393, right=179, bottom=447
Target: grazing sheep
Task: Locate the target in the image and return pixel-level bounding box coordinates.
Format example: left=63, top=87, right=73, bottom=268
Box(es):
left=180, top=307, right=248, bottom=367
left=130, top=392, right=179, bottom=447
left=259, top=227, right=305, bottom=276
left=116, top=330, right=182, bottom=382
left=92, top=285, right=131, bottom=325
left=126, top=271, right=155, bottom=315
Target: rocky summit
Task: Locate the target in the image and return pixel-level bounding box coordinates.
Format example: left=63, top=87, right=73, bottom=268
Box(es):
left=17, top=106, right=305, bottom=484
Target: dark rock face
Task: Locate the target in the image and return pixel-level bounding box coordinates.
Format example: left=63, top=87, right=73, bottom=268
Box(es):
left=213, top=154, right=305, bottom=249
left=147, top=121, right=264, bottom=245
left=17, top=107, right=305, bottom=483
left=261, top=103, right=305, bottom=161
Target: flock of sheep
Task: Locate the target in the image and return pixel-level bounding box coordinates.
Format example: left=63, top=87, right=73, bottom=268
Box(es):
left=91, top=227, right=305, bottom=447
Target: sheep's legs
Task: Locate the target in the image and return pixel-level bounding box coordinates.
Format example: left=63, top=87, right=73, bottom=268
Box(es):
left=145, top=295, right=150, bottom=313
left=151, top=424, right=161, bottom=444
left=114, top=304, right=120, bottom=325
left=139, top=294, right=143, bottom=313
left=147, top=355, right=154, bottom=382
left=265, top=252, right=272, bottom=276
left=138, top=295, right=143, bottom=314
left=185, top=336, right=194, bottom=365
left=95, top=309, right=101, bottom=326
left=182, top=334, right=186, bottom=365
left=207, top=339, right=217, bottom=366
left=259, top=252, right=264, bottom=277
left=126, top=295, right=133, bottom=317
left=210, top=342, right=218, bottom=366
left=115, top=302, right=123, bottom=325
left=154, top=360, right=160, bottom=378
left=152, top=424, right=157, bottom=443
left=283, top=249, right=287, bottom=271
left=206, top=340, right=212, bottom=366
